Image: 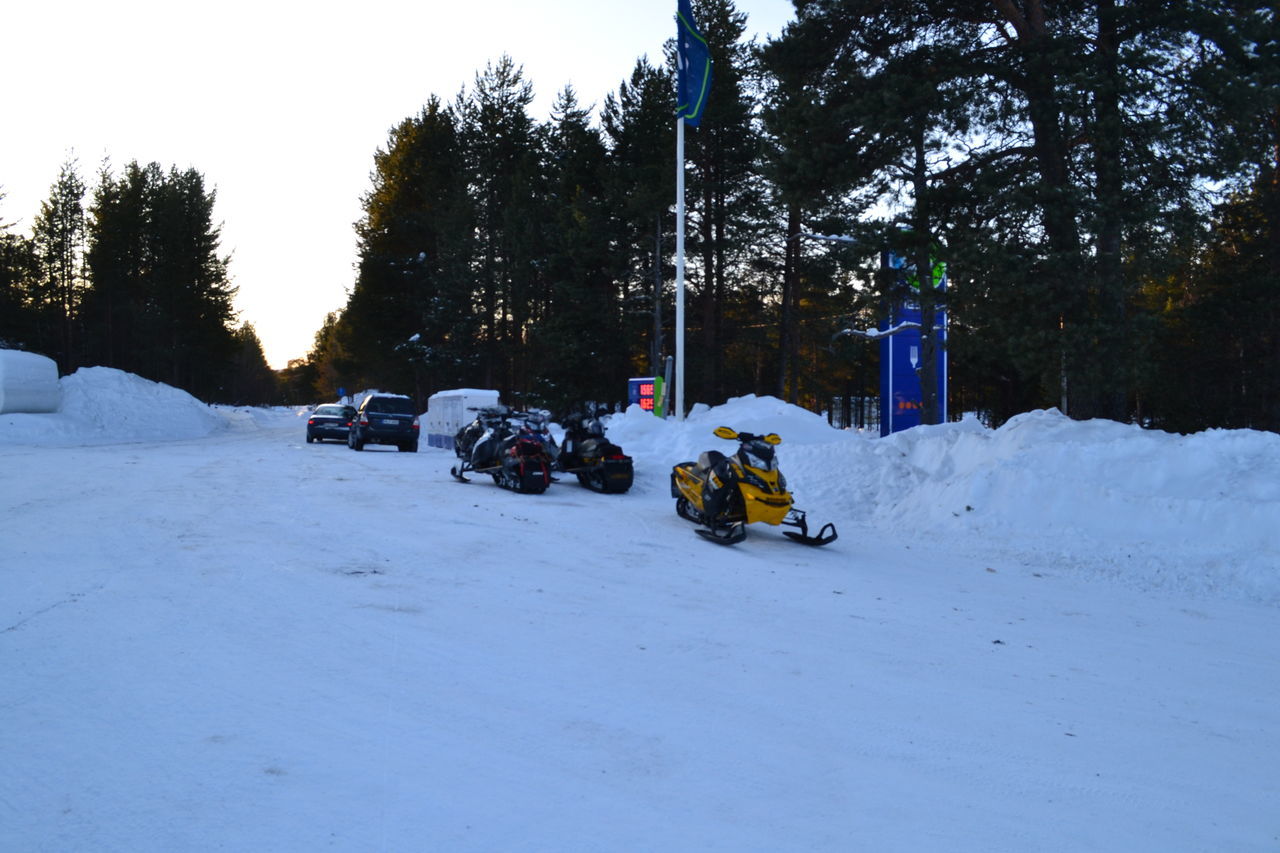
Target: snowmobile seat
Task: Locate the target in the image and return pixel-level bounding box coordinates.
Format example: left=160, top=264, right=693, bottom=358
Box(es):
left=697, top=449, right=726, bottom=475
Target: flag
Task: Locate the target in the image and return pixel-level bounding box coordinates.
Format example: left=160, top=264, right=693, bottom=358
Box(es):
left=676, top=0, right=712, bottom=127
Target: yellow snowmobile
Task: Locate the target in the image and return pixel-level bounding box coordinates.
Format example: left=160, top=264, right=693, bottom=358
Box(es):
left=670, top=426, right=838, bottom=546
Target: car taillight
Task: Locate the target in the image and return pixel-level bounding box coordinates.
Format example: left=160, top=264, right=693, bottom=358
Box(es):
left=360, top=417, right=369, bottom=426
left=412, top=416, right=420, bottom=430
left=345, top=420, right=352, bottom=427
left=308, top=418, right=315, bottom=425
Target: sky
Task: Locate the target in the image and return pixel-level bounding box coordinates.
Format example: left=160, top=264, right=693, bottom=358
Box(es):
left=3, top=364, right=1279, bottom=849
left=1, top=0, right=797, bottom=369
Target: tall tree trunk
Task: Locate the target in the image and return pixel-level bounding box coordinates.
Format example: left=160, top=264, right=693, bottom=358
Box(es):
left=992, top=0, right=1087, bottom=415
left=1092, top=0, right=1127, bottom=420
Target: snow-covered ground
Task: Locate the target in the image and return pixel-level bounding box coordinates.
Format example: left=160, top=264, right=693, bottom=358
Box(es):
left=2, top=367, right=1278, bottom=852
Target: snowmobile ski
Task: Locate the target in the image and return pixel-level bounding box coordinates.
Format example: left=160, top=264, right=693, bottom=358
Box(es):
left=781, top=521, right=838, bottom=546
left=695, top=522, right=748, bottom=546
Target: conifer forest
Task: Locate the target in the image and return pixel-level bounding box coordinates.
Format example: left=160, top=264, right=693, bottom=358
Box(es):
left=2, top=0, right=1276, bottom=432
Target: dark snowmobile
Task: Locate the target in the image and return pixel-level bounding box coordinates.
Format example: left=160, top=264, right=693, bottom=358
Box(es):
left=555, top=405, right=634, bottom=493
left=451, top=406, right=558, bottom=494
left=670, top=426, right=837, bottom=546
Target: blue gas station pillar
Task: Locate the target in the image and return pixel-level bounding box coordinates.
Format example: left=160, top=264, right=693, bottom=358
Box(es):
left=879, top=252, right=947, bottom=436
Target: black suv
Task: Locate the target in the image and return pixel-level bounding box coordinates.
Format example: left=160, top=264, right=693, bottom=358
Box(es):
left=348, top=394, right=420, bottom=452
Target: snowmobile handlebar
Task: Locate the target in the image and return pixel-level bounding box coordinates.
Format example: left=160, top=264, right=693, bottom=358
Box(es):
left=713, top=426, right=781, bottom=445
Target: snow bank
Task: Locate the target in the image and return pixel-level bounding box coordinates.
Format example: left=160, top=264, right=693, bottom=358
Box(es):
left=2, top=373, right=1276, bottom=602
left=607, top=398, right=1280, bottom=603
left=607, top=393, right=858, bottom=471
left=0, top=366, right=280, bottom=444
left=833, top=409, right=1279, bottom=601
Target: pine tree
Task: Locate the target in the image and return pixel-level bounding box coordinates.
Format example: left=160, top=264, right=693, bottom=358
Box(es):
left=226, top=324, right=279, bottom=405
left=456, top=56, right=542, bottom=394
left=83, top=160, right=152, bottom=372
left=306, top=311, right=357, bottom=402
left=762, top=1, right=982, bottom=422
left=30, top=158, right=88, bottom=370
left=82, top=161, right=237, bottom=400
left=0, top=222, right=38, bottom=350
left=1142, top=136, right=1280, bottom=430
left=601, top=58, right=678, bottom=378
left=149, top=166, right=237, bottom=397
left=681, top=0, right=771, bottom=404
left=0, top=204, right=39, bottom=352
left=347, top=97, right=476, bottom=403
left=535, top=86, right=621, bottom=411
left=762, top=0, right=1275, bottom=425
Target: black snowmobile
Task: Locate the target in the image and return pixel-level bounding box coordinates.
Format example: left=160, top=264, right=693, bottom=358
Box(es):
left=450, top=406, right=558, bottom=494
left=554, top=404, right=634, bottom=493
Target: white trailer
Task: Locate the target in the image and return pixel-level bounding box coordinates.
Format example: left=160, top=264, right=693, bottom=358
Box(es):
left=425, top=388, right=501, bottom=449
left=0, top=349, right=61, bottom=414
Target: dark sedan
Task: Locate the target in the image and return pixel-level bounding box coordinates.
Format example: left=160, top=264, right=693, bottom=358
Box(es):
left=306, top=404, right=356, bottom=443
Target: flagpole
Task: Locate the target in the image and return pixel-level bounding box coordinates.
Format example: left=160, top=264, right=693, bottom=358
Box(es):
left=674, top=115, right=686, bottom=421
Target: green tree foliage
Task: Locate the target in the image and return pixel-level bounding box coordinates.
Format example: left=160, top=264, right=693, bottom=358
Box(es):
left=601, top=58, right=678, bottom=376
left=761, top=0, right=1276, bottom=427
left=760, top=3, right=967, bottom=417
left=0, top=191, right=40, bottom=351
left=1142, top=154, right=1280, bottom=430
left=328, top=6, right=780, bottom=413
left=310, top=0, right=1273, bottom=431
left=456, top=56, right=542, bottom=394
left=347, top=97, right=476, bottom=406
left=277, top=356, right=321, bottom=406
left=305, top=311, right=357, bottom=403
left=82, top=161, right=239, bottom=400
left=29, top=158, right=88, bottom=370
left=4, top=4, right=1273, bottom=430
left=1, top=160, right=253, bottom=401
left=681, top=0, right=772, bottom=403
left=226, top=324, right=280, bottom=405
left=534, top=87, right=624, bottom=411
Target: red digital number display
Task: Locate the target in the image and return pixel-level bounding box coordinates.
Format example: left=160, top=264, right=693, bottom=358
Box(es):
left=631, top=378, right=661, bottom=414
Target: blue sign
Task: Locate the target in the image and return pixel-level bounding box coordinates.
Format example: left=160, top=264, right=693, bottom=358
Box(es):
left=879, top=252, right=947, bottom=436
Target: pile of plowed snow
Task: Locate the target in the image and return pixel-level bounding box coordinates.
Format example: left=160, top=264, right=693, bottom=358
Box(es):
left=0, top=366, right=294, bottom=444
left=606, top=396, right=1280, bottom=603
left=4, top=374, right=1277, bottom=602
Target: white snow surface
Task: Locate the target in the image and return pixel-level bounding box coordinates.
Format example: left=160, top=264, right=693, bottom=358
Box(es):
left=2, top=369, right=1278, bottom=851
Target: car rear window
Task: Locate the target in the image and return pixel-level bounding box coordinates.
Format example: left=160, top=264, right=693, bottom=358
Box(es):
left=366, top=397, right=414, bottom=415
left=315, top=406, right=347, bottom=416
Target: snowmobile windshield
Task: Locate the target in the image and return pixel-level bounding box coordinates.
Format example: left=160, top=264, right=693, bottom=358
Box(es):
left=741, top=441, right=777, bottom=471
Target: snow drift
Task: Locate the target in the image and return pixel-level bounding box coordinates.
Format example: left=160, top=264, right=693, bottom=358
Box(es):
left=606, top=395, right=1280, bottom=604
left=3, top=373, right=1278, bottom=603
